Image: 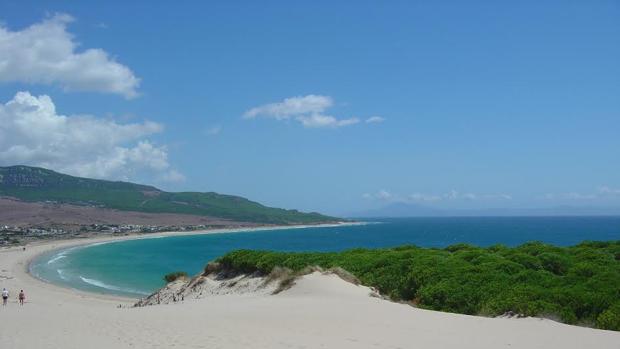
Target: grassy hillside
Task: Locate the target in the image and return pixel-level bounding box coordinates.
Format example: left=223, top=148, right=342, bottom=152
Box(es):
left=216, top=241, right=620, bottom=330
left=0, top=166, right=338, bottom=224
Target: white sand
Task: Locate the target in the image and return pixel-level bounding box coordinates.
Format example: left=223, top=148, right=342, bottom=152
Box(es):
left=0, top=233, right=619, bottom=349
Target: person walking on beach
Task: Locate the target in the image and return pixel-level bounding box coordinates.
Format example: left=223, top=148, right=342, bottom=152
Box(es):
left=18, top=290, right=25, bottom=306
left=2, top=288, right=8, bottom=306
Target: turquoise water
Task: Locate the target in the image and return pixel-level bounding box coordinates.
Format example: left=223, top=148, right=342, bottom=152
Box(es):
left=31, top=216, right=620, bottom=298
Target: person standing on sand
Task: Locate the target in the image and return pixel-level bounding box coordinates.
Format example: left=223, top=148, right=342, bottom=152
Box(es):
left=2, top=288, right=8, bottom=306
left=18, top=290, right=25, bottom=306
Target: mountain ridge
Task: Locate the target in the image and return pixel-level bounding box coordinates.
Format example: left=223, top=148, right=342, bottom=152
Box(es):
left=0, top=165, right=338, bottom=225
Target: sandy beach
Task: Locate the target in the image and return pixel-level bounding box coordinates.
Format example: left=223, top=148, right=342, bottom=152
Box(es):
left=0, top=230, right=618, bottom=349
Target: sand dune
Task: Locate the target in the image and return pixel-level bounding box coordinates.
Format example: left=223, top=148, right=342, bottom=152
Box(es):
left=0, top=235, right=618, bottom=349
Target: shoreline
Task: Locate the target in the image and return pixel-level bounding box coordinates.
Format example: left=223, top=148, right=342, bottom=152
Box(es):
left=1, top=221, right=618, bottom=348
left=23, top=221, right=364, bottom=301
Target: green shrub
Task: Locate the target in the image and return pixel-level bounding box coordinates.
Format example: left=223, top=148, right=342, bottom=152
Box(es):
left=597, top=302, right=620, bottom=331
left=163, top=271, right=188, bottom=283
left=506, top=252, right=542, bottom=270
left=538, top=252, right=570, bottom=275
left=214, top=241, right=620, bottom=330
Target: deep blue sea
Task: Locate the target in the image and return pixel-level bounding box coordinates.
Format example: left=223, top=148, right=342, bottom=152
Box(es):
left=30, top=216, right=620, bottom=298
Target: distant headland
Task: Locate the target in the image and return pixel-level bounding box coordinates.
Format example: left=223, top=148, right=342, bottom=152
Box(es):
left=0, top=165, right=341, bottom=245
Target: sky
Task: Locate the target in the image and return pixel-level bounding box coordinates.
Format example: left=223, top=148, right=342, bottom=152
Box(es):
left=0, top=1, right=619, bottom=215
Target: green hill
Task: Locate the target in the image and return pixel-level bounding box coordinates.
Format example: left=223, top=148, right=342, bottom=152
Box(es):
left=0, top=165, right=338, bottom=225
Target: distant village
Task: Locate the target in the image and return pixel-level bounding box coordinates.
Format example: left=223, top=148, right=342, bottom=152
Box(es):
left=0, top=223, right=237, bottom=246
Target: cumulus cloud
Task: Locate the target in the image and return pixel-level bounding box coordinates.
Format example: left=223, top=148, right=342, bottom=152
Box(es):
left=244, top=95, right=333, bottom=120
left=0, top=91, right=181, bottom=182
left=297, top=114, right=359, bottom=128
left=244, top=95, right=378, bottom=129
left=366, top=116, right=385, bottom=123
left=0, top=14, right=140, bottom=98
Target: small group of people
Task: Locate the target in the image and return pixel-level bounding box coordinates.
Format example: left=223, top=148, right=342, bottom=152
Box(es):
left=2, top=288, right=26, bottom=306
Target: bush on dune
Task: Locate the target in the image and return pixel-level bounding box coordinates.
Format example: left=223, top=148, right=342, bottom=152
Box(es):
left=163, top=271, right=188, bottom=283
left=214, top=240, right=620, bottom=331
left=597, top=302, right=620, bottom=330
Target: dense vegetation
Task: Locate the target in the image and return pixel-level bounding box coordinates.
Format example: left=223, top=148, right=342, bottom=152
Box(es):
left=216, top=241, right=620, bottom=330
left=0, top=165, right=337, bottom=224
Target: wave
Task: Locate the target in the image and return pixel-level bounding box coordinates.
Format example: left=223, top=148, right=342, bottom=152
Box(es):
left=44, top=245, right=84, bottom=265
left=47, top=254, right=66, bottom=265
left=56, top=269, right=69, bottom=281
left=79, top=276, right=150, bottom=296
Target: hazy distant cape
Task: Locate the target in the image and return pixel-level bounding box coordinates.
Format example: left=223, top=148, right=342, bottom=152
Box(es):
left=350, top=202, right=620, bottom=218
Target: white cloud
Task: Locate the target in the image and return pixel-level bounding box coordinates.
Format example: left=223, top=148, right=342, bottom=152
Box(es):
left=481, top=193, right=513, bottom=200
left=566, top=192, right=597, bottom=200
left=462, top=193, right=477, bottom=200
left=366, top=116, right=385, bottom=123
left=297, top=114, right=359, bottom=128
left=540, top=186, right=620, bottom=201
left=244, top=95, right=333, bottom=120
left=435, top=190, right=511, bottom=201
left=159, top=169, right=186, bottom=183
left=599, top=186, right=620, bottom=196
left=206, top=125, right=222, bottom=136
left=363, top=190, right=393, bottom=201
left=409, top=193, right=442, bottom=202
left=244, top=95, right=379, bottom=129
left=365, top=189, right=512, bottom=203
left=376, top=190, right=392, bottom=200
left=445, top=190, right=460, bottom=200
left=0, top=14, right=140, bottom=98
left=0, top=91, right=181, bottom=182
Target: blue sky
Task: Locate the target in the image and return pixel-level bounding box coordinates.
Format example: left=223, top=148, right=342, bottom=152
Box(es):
left=0, top=1, right=619, bottom=215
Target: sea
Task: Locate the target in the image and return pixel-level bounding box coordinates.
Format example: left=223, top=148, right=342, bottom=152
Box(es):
left=30, top=216, right=620, bottom=298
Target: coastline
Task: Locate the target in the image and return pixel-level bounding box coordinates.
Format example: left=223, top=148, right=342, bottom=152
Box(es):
left=24, top=221, right=364, bottom=301
left=1, top=221, right=619, bottom=348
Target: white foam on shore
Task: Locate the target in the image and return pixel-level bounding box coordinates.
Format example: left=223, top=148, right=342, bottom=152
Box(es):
left=56, top=269, right=69, bottom=281
left=43, top=245, right=84, bottom=265
left=47, top=254, right=66, bottom=265
left=79, top=276, right=150, bottom=296
left=30, top=221, right=367, bottom=298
